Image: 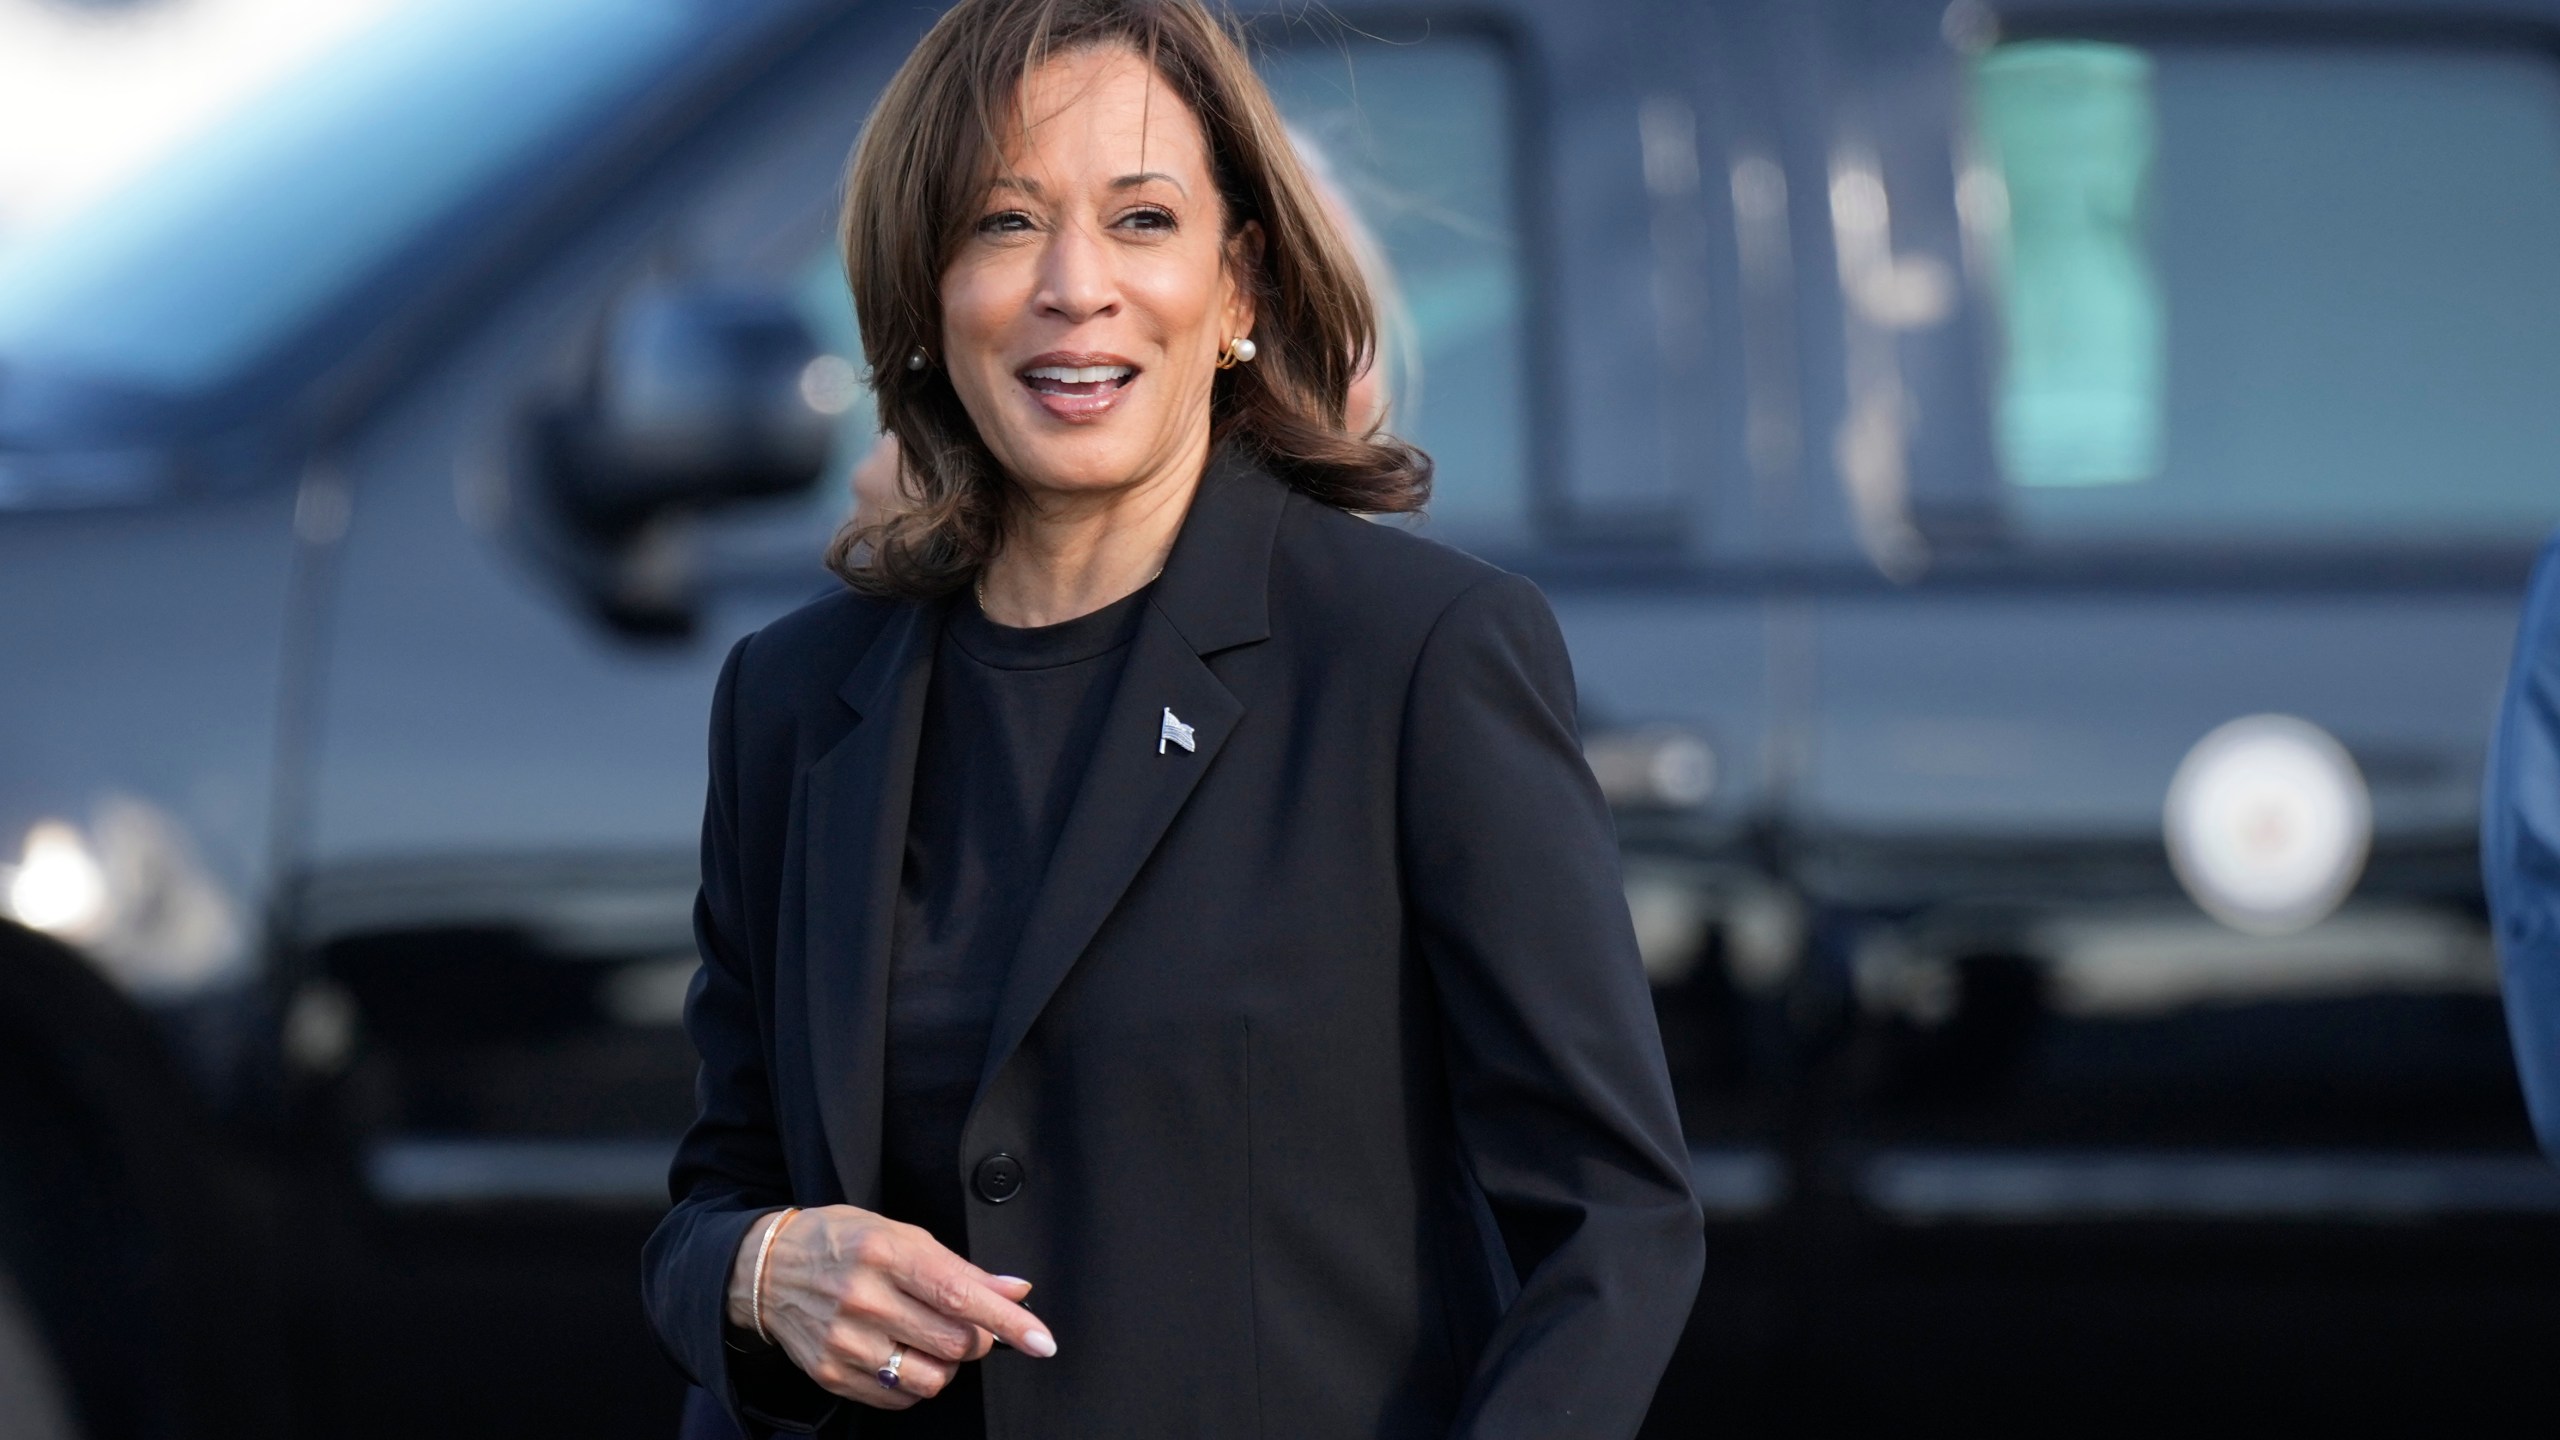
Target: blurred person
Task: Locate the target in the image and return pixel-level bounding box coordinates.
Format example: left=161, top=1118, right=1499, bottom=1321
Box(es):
left=2488, top=530, right=2560, bottom=1160
left=644, top=0, right=1702, bottom=1435
left=846, top=124, right=1401, bottom=530
left=845, top=425, right=912, bottom=531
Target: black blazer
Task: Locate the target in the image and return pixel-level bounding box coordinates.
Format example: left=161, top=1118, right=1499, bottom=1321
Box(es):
left=645, top=453, right=1703, bottom=1438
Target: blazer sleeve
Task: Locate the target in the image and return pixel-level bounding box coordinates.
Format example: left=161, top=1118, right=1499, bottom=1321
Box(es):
left=2487, top=532, right=2560, bottom=1161
left=1397, top=572, right=1705, bottom=1439
left=642, top=633, right=841, bottom=1436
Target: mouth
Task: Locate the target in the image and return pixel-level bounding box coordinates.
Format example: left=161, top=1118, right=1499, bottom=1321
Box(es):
left=1017, top=353, right=1138, bottom=422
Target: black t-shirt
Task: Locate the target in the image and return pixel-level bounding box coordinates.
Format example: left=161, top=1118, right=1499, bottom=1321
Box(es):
left=873, top=581, right=1149, bottom=1437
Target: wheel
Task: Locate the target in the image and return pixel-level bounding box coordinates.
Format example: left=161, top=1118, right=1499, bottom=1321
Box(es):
left=0, top=1255, right=79, bottom=1440
left=0, top=921, right=288, bottom=1439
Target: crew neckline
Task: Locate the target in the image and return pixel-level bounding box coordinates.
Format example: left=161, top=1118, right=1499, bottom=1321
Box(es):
left=948, top=580, right=1153, bottom=670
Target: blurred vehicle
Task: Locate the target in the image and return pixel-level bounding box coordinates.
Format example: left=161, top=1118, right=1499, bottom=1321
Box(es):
left=6, top=0, right=2560, bottom=1434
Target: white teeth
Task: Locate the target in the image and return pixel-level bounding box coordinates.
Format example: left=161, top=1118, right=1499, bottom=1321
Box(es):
left=1023, top=365, right=1133, bottom=384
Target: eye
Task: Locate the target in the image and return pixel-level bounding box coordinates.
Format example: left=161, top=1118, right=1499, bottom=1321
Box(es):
left=975, top=210, right=1035, bottom=236
left=1116, top=205, right=1178, bottom=232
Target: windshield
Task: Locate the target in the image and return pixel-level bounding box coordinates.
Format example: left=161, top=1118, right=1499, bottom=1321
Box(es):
left=0, top=0, right=707, bottom=417
left=1971, top=40, right=2560, bottom=545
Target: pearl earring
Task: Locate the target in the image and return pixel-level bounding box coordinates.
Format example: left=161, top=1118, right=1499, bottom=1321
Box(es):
left=1216, top=335, right=1258, bottom=370
left=906, top=347, right=928, bottom=372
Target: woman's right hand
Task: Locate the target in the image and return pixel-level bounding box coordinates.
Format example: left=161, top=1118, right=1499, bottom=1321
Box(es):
left=725, top=1205, right=1056, bottom=1410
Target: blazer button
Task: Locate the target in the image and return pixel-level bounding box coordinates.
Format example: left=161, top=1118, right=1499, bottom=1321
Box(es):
left=972, top=1153, right=1025, bottom=1204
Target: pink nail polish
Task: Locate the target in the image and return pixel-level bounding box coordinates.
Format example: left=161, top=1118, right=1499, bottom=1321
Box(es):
left=1022, top=1328, right=1057, bottom=1358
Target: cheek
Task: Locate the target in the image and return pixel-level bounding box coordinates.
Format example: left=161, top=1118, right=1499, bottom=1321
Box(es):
left=1132, top=265, right=1229, bottom=354
left=939, top=263, right=1020, bottom=374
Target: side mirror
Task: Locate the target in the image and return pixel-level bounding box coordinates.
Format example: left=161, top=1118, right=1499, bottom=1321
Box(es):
left=547, top=283, right=839, bottom=531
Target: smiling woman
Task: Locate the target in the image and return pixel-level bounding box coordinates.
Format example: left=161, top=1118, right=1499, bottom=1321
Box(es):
left=644, top=2, right=1702, bottom=1436
left=825, top=0, right=1428, bottom=611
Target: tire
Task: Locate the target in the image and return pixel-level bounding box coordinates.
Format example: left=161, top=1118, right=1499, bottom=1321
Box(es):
left=0, top=922, right=289, bottom=1440
left=0, top=1257, right=80, bottom=1440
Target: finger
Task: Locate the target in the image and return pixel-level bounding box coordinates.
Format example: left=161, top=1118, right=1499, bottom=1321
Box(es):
left=896, top=1253, right=1056, bottom=1358
left=805, top=1347, right=919, bottom=1411
left=864, top=1280, right=994, bottom=1364
left=877, top=1347, right=955, bottom=1400
left=916, top=1323, right=998, bottom=1361
left=827, top=1232, right=982, bottom=1359
left=807, top=1324, right=958, bottom=1409
left=838, top=1324, right=956, bottom=1401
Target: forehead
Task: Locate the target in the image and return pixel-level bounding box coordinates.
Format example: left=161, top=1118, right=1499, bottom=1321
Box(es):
left=995, top=43, right=1213, bottom=180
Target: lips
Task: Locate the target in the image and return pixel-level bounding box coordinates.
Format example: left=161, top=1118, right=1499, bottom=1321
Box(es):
left=1017, top=352, right=1138, bottom=421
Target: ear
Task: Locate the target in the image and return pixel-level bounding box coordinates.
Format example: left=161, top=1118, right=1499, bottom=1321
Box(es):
left=1222, top=218, right=1266, bottom=340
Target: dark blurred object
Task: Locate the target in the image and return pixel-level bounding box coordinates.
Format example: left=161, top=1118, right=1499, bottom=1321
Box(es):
left=530, top=281, right=838, bottom=634
left=543, top=284, right=834, bottom=531
left=1641, top=1212, right=2560, bottom=1437
left=0, top=924, right=287, bottom=1440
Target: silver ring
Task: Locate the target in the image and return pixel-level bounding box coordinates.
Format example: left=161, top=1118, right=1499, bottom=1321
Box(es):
left=876, top=1345, right=906, bottom=1390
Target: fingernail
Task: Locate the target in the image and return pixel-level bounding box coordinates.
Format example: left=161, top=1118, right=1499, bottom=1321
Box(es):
left=993, top=1275, right=1031, bottom=1288
left=1022, top=1328, right=1057, bottom=1358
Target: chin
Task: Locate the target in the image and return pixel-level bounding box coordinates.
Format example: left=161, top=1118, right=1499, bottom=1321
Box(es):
left=999, top=432, right=1164, bottom=497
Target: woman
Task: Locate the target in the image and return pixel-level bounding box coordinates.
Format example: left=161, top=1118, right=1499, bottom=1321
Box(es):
left=644, top=0, right=1703, bottom=1434
left=847, top=124, right=1403, bottom=530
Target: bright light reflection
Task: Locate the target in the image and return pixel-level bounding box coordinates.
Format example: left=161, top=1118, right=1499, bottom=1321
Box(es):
left=6, top=820, right=109, bottom=938
left=0, top=0, right=404, bottom=252
left=2164, top=714, right=2370, bottom=935
left=797, top=354, right=864, bottom=417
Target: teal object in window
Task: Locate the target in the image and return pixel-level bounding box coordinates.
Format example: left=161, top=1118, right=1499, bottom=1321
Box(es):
left=1973, top=41, right=2165, bottom=489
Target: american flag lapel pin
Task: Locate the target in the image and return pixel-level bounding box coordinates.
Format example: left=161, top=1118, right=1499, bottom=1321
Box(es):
left=1158, top=707, right=1197, bottom=755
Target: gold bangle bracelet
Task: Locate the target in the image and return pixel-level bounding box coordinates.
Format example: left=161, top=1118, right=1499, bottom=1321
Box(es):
left=750, top=1206, right=801, bottom=1346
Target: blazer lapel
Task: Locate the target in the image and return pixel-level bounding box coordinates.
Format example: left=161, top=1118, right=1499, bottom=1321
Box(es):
left=801, top=598, right=941, bottom=1203
left=974, top=451, right=1287, bottom=1102
left=973, top=611, right=1241, bottom=1098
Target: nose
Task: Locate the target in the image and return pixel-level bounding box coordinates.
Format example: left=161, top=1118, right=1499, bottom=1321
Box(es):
left=1032, top=218, right=1119, bottom=325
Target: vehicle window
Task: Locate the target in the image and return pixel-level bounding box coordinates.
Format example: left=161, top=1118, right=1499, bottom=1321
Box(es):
left=0, top=0, right=702, bottom=402
left=785, top=27, right=1535, bottom=542
left=1969, top=41, right=2560, bottom=543
left=1258, top=32, right=1532, bottom=536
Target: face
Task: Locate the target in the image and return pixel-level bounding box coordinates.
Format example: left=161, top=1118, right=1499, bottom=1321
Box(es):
left=939, top=45, right=1260, bottom=507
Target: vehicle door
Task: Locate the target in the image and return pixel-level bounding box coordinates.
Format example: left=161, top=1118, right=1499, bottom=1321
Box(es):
left=1796, top=0, right=2560, bottom=1201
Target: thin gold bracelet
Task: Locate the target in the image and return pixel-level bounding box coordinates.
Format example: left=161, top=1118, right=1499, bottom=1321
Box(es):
left=750, top=1207, right=801, bottom=1346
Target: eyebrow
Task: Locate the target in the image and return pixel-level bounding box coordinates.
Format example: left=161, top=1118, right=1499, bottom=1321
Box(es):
left=988, top=170, right=1189, bottom=198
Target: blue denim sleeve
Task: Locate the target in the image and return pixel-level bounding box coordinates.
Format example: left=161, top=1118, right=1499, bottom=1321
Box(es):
left=2487, top=530, right=2560, bottom=1160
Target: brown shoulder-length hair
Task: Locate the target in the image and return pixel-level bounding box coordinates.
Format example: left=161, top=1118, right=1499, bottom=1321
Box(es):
left=824, top=0, right=1431, bottom=598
